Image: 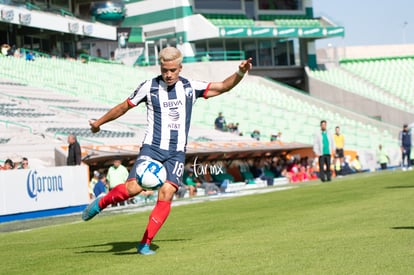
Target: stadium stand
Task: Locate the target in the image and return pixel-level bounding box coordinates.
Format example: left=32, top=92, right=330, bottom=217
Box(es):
left=0, top=55, right=400, bottom=158
left=1, top=37, right=408, bottom=181
left=309, top=67, right=414, bottom=113
left=339, top=57, right=414, bottom=104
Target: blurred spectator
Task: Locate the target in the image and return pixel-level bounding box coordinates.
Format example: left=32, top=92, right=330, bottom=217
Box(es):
left=269, top=157, right=284, bottom=178
left=93, top=174, right=108, bottom=198
left=67, top=134, right=82, bottom=166
left=214, top=112, right=226, bottom=131
left=198, top=181, right=221, bottom=195
left=13, top=48, right=21, bottom=58
left=1, top=159, right=14, bottom=170
left=18, top=157, right=29, bottom=169
left=239, top=159, right=256, bottom=184
left=250, top=158, right=274, bottom=186
left=295, top=165, right=309, bottom=182
left=25, top=51, right=35, bottom=61
left=377, top=144, right=389, bottom=170
left=107, top=156, right=129, bottom=190
left=339, top=157, right=355, bottom=176
left=209, top=161, right=231, bottom=192
left=251, top=129, right=261, bottom=141
left=307, top=164, right=319, bottom=180
left=1, top=44, right=10, bottom=56
left=284, top=162, right=319, bottom=183
left=283, top=158, right=299, bottom=183
left=89, top=171, right=100, bottom=199
left=270, top=132, right=282, bottom=142
left=351, top=155, right=363, bottom=173
left=227, top=122, right=240, bottom=135
left=7, top=45, right=16, bottom=56
left=184, top=169, right=198, bottom=197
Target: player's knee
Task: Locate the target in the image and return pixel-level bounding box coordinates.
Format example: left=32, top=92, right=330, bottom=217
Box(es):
left=157, top=182, right=177, bottom=201
left=126, top=179, right=143, bottom=196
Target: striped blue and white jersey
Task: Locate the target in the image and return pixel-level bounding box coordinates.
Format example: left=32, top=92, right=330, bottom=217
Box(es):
left=127, top=76, right=210, bottom=152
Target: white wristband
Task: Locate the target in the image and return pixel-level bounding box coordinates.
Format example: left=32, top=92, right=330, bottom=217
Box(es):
left=236, top=70, right=245, bottom=77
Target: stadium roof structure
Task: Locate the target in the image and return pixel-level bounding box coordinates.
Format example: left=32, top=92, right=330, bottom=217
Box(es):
left=0, top=3, right=116, bottom=40
left=213, top=17, right=344, bottom=40
left=121, top=4, right=344, bottom=43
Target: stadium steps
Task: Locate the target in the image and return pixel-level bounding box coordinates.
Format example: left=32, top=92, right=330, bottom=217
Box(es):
left=309, top=68, right=414, bottom=113
left=340, top=58, right=414, bottom=104
left=190, top=76, right=398, bottom=150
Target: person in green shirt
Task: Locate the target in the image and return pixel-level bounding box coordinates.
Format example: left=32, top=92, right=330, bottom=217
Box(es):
left=106, top=156, right=129, bottom=190
left=313, top=120, right=335, bottom=182
left=184, top=169, right=198, bottom=197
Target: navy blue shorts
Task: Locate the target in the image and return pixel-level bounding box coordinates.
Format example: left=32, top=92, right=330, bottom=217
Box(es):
left=128, top=144, right=185, bottom=189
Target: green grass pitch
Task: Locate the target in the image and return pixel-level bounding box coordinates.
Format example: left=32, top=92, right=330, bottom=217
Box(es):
left=1, top=170, right=414, bottom=274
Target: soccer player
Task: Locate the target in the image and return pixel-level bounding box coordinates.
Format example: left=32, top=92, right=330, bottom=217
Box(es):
left=82, top=46, right=252, bottom=255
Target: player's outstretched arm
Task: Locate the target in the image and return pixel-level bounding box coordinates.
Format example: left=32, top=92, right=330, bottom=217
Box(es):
left=205, top=57, right=253, bottom=99
left=89, top=100, right=131, bottom=133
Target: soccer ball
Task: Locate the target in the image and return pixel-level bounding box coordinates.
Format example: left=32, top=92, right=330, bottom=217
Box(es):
left=135, top=159, right=167, bottom=190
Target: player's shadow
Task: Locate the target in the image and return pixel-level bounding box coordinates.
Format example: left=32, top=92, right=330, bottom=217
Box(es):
left=76, top=241, right=149, bottom=255
left=391, top=226, right=414, bottom=230
left=385, top=185, right=414, bottom=189
left=77, top=238, right=190, bottom=255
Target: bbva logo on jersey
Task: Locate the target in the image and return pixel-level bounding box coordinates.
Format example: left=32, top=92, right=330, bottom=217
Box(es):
left=162, top=100, right=183, bottom=108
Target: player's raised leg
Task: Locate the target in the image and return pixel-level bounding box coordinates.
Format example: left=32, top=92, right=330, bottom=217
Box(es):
left=82, top=179, right=142, bottom=221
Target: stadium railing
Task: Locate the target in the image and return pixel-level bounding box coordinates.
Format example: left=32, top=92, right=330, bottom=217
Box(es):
left=0, top=119, right=32, bottom=133
left=20, top=48, right=50, bottom=58
left=78, top=54, right=123, bottom=65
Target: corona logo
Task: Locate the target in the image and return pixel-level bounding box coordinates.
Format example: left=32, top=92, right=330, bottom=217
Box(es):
left=26, top=170, right=64, bottom=201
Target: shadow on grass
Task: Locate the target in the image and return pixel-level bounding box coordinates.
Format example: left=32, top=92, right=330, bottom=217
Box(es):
left=391, top=226, right=414, bottom=230
left=385, top=185, right=414, bottom=189
left=77, top=238, right=190, bottom=255
left=76, top=241, right=142, bottom=255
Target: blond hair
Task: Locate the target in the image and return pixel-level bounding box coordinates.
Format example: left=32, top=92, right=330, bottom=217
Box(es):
left=159, top=47, right=183, bottom=65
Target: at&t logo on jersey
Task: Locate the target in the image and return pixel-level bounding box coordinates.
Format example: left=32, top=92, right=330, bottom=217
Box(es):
left=168, top=108, right=180, bottom=121
left=26, top=170, right=64, bottom=201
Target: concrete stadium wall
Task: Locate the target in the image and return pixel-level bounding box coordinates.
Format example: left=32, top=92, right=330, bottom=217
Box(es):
left=307, top=76, right=414, bottom=127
